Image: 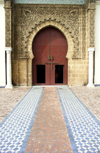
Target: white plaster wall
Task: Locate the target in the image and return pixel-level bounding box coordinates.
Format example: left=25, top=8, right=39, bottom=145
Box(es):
left=0, top=1, right=5, bottom=86
left=95, top=1, right=100, bottom=84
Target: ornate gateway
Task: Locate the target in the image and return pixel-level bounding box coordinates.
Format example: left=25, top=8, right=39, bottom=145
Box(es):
left=4, top=0, right=95, bottom=86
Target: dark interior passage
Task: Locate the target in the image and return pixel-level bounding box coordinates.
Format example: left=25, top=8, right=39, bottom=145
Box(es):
left=37, top=65, right=45, bottom=83
left=55, top=65, right=63, bottom=83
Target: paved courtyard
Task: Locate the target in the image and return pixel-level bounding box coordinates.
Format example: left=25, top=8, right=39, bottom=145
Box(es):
left=70, top=86, right=100, bottom=122
left=0, top=87, right=31, bottom=123
left=0, top=86, right=100, bottom=153
left=0, top=86, right=100, bottom=124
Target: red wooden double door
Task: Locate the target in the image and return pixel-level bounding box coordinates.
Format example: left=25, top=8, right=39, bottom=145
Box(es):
left=32, top=27, right=68, bottom=85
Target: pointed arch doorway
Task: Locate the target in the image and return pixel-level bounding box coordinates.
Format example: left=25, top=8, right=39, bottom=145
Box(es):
left=32, top=27, right=68, bottom=85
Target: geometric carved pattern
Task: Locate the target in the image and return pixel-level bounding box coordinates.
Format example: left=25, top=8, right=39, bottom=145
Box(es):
left=5, top=1, right=12, bottom=47
left=89, top=10, right=95, bottom=47
left=87, top=0, right=95, bottom=47
left=14, top=5, right=82, bottom=59
left=82, top=8, right=86, bottom=59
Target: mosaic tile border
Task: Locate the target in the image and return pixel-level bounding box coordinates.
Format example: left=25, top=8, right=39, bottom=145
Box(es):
left=0, top=87, right=44, bottom=153
left=14, top=0, right=86, bottom=5
left=57, top=86, right=100, bottom=153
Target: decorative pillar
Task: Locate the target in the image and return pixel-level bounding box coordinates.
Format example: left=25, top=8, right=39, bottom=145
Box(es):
left=87, top=48, right=95, bottom=87
left=4, top=1, right=12, bottom=88
left=5, top=47, right=13, bottom=88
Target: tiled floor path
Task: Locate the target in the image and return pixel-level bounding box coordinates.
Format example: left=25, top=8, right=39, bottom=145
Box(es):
left=70, top=86, right=100, bottom=121
left=0, top=86, right=100, bottom=153
left=0, top=87, right=30, bottom=123
left=25, top=87, right=72, bottom=153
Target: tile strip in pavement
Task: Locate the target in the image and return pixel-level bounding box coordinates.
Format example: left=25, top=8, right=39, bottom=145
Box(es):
left=0, top=87, right=44, bottom=153
left=25, top=87, right=73, bottom=153
left=57, top=86, right=100, bottom=153
left=1, top=85, right=100, bottom=153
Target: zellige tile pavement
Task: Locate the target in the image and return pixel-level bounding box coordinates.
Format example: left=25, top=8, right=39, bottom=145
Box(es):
left=25, top=87, right=72, bottom=153
left=0, top=86, right=100, bottom=124
left=57, top=86, right=100, bottom=153
left=70, top=86, right=100, bottom=122
left=0, top=87, right=31, bottom=123
left=0, top=87, right=43, bottom=153
left=0, top=86, right=100, bottom=153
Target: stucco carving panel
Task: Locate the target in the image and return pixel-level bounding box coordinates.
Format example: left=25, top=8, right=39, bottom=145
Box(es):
left=89, top=10, right=95, bottom=47
left=14, top=5, right=87, bottom=59
left=82, top=8, right=86, bottom=59
left=5, top=0, right=12, bottom=47
left=87, top=0, right=95, bottom=47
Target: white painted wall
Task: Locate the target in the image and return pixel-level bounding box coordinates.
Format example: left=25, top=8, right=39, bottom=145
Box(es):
left=95, top=1, right=100, bottom=84
left=0, top=1, right=5, bottom=86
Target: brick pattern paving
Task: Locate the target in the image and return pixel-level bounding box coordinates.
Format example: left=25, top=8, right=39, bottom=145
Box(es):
left=25, top=87, right=73, bottom=153
left=70, top=86, right=100, bottom=121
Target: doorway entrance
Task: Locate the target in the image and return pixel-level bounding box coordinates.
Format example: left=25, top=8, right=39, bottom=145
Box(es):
left=55, top=65, right=63, bottom=83
left=37, top=65, right=45, bottom=83
left=32, top=27, right=68, bottom=85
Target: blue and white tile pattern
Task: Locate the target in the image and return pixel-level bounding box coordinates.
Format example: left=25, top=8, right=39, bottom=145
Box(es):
left=14, top=0, right=86, bottom=5
left=0, top=87, right=43, bottom=153
left=57, top=86, right=100, bottom=153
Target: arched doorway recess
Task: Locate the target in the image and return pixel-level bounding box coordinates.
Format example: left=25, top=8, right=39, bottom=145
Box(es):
left=32, top=27, right=68, bottom=85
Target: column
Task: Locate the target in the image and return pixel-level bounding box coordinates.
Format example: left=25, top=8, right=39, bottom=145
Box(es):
left=5, top=47, right=13, bottom=88
left=87, top=48, right=95, bottom=87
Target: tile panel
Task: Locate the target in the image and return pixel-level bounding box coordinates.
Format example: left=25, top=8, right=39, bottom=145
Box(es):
left=14, top=0, right=86, bottom=5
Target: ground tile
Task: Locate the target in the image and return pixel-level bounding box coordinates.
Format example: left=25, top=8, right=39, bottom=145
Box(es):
left=25, top=87, right=72, bottom=153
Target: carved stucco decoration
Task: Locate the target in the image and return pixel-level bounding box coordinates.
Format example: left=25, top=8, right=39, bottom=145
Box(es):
left=89, top=10, right=95, bottom=47
left=82, top=8, right=86, bottom=59
left=27, top=20, right=74, bottom=60
left=4, top=0, right=12, bottom=47
left=86, top=0, right=95, bottom=47
left=14, top=5, right=81, bottom=59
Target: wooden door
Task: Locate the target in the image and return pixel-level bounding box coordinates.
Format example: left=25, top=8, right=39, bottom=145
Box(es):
left=32, top=27, right=68, bottom=85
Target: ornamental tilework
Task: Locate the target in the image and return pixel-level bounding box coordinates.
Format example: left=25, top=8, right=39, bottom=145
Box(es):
left=0, top=87, right=43, bottom=153
left=57, top=86, right=100, bottom=153
left=14, top=0, right=86, bottom=4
